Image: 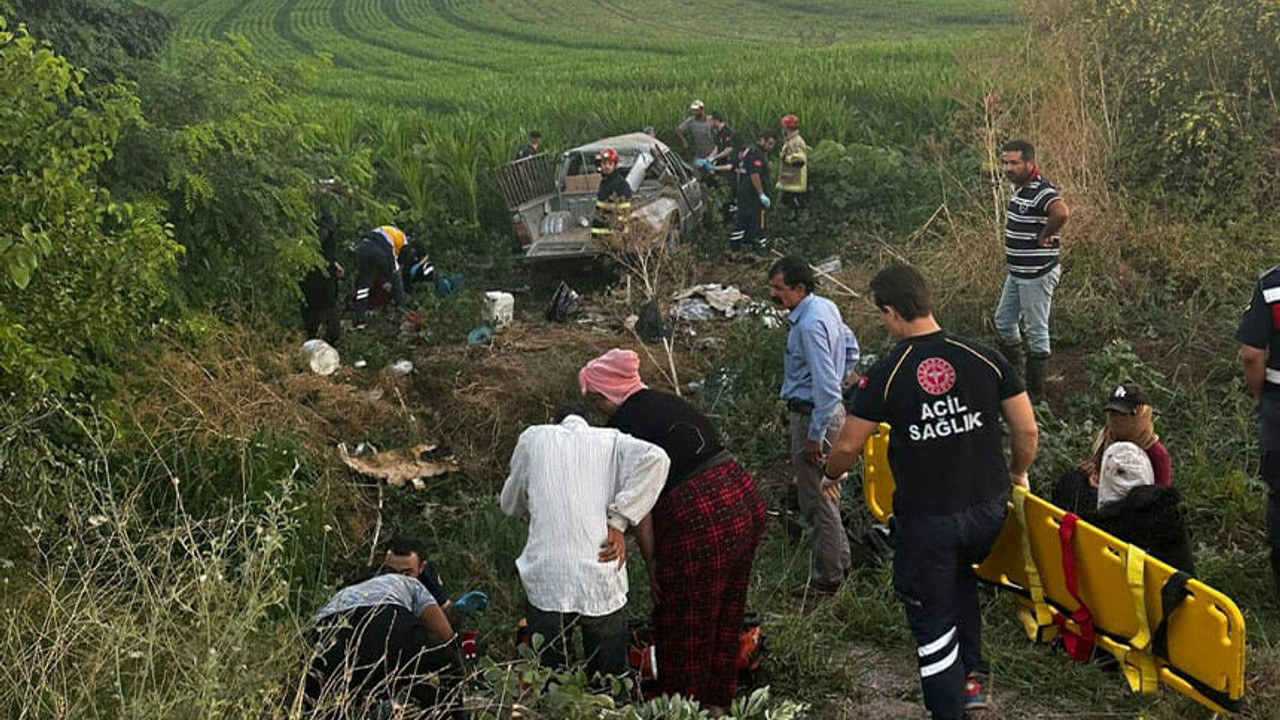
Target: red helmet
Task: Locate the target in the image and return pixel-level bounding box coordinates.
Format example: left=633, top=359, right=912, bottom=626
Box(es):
left=781, top=114, right=800, bottom=130
left=596, top=148, right=620, bottom=164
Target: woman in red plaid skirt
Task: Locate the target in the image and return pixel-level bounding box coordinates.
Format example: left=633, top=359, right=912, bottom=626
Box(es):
left=580, top=349, right=767, bottom=714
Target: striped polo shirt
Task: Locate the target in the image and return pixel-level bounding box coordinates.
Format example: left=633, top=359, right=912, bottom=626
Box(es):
left=1004, top=171, right=1062, bottom=279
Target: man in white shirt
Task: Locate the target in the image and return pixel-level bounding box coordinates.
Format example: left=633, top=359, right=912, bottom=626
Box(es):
left=500, top=405, right=670, bottom=678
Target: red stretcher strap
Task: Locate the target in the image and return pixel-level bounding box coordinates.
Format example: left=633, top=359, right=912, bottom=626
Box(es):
left=1053, top=513, right=1097, bottom=661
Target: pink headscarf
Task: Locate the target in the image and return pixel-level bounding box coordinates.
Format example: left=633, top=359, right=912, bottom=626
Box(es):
left=578, top=348, right=647, bottom=407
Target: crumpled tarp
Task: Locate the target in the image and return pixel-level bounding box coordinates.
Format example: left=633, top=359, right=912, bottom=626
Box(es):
left=670, top=284, right=752, bottom=321
left=340, top=443, right=458, bottom=489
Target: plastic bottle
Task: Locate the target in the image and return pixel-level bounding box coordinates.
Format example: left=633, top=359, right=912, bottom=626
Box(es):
left=299, top=339, right=340, bottom=376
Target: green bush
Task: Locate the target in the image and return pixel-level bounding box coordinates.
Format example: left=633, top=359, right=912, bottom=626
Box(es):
left=0, top=18, right=181, bottom=400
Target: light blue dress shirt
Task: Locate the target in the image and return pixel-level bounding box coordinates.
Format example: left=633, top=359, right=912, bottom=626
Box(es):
left=781, top=294, right=860, bottom=441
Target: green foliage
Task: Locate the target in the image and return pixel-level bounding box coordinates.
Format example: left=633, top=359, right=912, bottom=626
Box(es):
left=8, top=0, right=174, bottom=81
left=0, top=19, right=180, bottom=399
left=1087, top=0, right=1280, bottom=217
left=111, top=37, right=322, bottom=317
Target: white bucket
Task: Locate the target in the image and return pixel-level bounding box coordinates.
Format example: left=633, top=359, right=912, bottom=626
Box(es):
left=299, top=339, right=340, bottom=376
left=483, top=291, right=515, bottom=330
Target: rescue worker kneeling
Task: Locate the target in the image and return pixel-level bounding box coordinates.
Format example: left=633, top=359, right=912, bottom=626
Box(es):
left=353, top=225, right=418, bottom=329
left=591, top=148, right=633, bottom=244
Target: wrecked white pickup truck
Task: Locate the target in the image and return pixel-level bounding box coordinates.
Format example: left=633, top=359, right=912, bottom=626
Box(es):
left=496, top=133, right=707, bottom=260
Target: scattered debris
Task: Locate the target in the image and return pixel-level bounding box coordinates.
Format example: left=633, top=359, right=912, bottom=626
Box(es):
left=299, top=339, right=340, bottom=376
left=637, top=298, right=671, bottom=342
left=814, top=256, right=842, bottom=276
left=389, top=359, right=414, bottom=375
left=339, top=442, right=459, bottom=488
left=670, top=284, right=752, bottom=321
left=435, top=272, right=465, bottom=297
left=353, top=359, right=368, bottom=369
left=545, top=281, right=581, bottom=322
left=483, top=291, right=515, bottom=330
left=467, top=325, right=494, bottom=347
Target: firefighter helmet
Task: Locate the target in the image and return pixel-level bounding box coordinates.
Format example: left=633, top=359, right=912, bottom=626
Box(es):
left=781, top=114, right=800, bottom=130
left=596, top=148, right=620, bottom=165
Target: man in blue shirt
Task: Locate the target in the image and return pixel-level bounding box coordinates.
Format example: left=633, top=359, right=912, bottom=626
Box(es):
left=768, top=256, right=859, bottom=596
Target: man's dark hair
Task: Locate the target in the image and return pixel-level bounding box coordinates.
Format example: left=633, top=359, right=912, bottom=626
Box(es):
left=386, top=535, right=426, bottom=559
left=710, top=110, right=725, bottom=122
left=759, top=129, right=778, bottom=143
left=1001, top=139, right=1035, bottom=161
left=554, top=400, right=589, bottom=423
left=870, top=265, right=933, bottom=321
left=528, top=131, right=542, bottom=141
left=768, top=256, right=817, bottom=294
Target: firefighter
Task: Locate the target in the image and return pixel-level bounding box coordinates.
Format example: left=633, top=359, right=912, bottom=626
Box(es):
left=353, top=225, right=418, bottom=329
left=591, top=148, right=633, bottom=242
left=777, top=114, right=809, bottom=217
left=731, top=129, right=777, bottom=254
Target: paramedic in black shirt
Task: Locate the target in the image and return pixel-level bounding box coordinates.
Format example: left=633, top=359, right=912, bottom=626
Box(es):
left=821, top=265, right=1039, bottom=720
left=731, top=129, right=777, bottom=253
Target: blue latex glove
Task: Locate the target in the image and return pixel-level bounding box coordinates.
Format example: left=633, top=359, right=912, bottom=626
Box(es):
left=454, top=590, right=489, bottom=616
left=695, top=158, right=713, bottom=171
left=759, top=194, right=772, bottom=209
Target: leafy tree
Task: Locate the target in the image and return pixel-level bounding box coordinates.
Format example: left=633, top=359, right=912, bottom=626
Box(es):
left=0, top=17, right=180, bottom=399
left=5, top=0, right=173, bottom=82
left=109, top=37, right=323, bottom=317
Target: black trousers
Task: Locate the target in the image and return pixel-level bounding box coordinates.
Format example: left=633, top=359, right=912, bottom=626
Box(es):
left=730, top=200, right=765, bottom=250
left=893, top=497, right=1007, bottom=720
left=353, top=240, right=405, bottom=323
left=526, top=603, right=629, bottom=679
left=305, top=605, right=461, bottom=716
left=1263, top=452, right=1280, bottom=597
left=301, top=270, right=340, bottom=345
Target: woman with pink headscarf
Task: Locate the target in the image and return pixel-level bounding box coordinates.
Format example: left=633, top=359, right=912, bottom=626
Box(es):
left=579, top=348, right=765, bottom=714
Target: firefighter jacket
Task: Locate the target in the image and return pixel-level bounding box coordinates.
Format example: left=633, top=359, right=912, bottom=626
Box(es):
left=777, top=133, right=809, bottom=193
left=592, top=171, right=633, bottom=237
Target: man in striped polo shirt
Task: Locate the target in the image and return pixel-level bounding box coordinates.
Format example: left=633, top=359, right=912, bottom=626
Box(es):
left=994, top=139, right=1070, bottom=401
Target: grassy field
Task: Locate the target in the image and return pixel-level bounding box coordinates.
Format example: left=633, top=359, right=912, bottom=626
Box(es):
left=12, top=1, right=1278, bottom=719
left=137, top=0, right=1014, bottom=169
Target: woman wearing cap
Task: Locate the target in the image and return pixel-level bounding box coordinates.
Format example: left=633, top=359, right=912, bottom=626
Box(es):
left=579, top=348, right=765, bottom=715
left=1092, top=442, right=1195, bottom=572
left=1052, top=382, right=1172, bottom=514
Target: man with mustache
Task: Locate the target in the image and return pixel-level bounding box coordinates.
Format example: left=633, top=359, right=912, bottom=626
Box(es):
left=768, top=256, right=860, bottom=599
left=994, top=139, right=1070, bottom=402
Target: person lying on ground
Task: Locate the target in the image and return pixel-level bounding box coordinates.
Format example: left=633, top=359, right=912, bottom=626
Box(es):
left=500, top=402, right=669, bottom=681
left=304, top=567, right=462, bottom=714
left=579, top=348, right=766, bottom=717
left=380, top=536, right=489, bottom=628
left=1092, top=441, right=1195, bottom=573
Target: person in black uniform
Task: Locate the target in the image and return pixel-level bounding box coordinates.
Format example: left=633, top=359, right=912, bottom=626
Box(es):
left=821, top=265, right=1039, bottom=720
left=701, top=111, right=743, bottom=219
left=1237, top=264, right=1280, bottom=598
left=300, top=210, right=343, bottom=345
left=731, top=130, right=777, bottom=253
left=590, top=148, right=633, bottom=241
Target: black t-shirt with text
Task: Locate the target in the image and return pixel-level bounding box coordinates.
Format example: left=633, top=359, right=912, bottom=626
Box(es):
left=736, top=144, right=770, bottom=204
left=849, top=330, right=1023, bottom=517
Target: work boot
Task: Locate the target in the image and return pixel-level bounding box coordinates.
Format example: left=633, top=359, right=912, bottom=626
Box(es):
left=1026, top=353, right=1049, bottom=403
left=998, top=342, right=1026, bottom=384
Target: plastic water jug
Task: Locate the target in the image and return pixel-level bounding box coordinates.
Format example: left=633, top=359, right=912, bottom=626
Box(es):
left=483, top=291, right=515, bottom=330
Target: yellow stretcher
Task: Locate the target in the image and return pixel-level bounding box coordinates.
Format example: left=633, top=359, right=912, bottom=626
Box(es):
left=861, top=423, right=1246, bottom=714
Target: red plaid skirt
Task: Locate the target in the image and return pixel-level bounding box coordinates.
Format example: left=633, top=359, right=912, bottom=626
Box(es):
left=652, top=460, right=766, bottom=707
